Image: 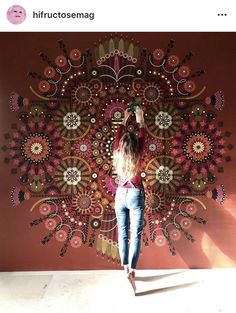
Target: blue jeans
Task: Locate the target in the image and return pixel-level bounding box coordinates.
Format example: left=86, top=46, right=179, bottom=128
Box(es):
left=115, top=186, right=145, bottom=269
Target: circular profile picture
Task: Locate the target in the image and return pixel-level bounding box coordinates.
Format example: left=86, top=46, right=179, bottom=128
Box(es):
left=7, top=5, right=26, bottom=25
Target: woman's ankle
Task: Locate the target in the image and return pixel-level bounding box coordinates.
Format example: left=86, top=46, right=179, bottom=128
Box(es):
left=123, top=264, right=129, bottom=272
left=129, top=268, right=135, bottom=276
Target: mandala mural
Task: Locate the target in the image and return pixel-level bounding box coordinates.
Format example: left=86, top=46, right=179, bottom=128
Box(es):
left=2, top=35, right=233, bottom=261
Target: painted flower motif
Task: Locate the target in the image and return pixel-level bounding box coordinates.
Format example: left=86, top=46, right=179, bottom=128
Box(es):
left=156, top=165, right=173, bottom=184
left=63, top=112, right=81, bottom=130
left=72, top=191, right=96, bottom=214
left=145, top=191, right=165, bottom=214
left=103, top=101, right=126, bottom=121
left=74, top=86, right=92, bottom=103
left=180, top=218, right=192, bottom=229
left=170, top=229, right=181, bottom=241
left=56, top=229, right=67, bottom=242
left=149, top=144, right=157, bottom=152
left=39, top=203, right=52, bottom=215
left=144, top=85, right=161, bottom=103
left=22, top=134, right=51, bottom=163
left=63, top=167, right=81, bottom=185
left=171, top=118, right=226, bottom=186
left=132, top=79, right=163, bottom=105
left=183, top=132, right=214, bottom=162
left=45, top=219, right=57, bottom=230
left=91, top=218, right=101, bottom=229
left=155, top=111, right=172, bottom=129
left=144, top=137, right=164, bottom=157
left=145, top=157, right=182, bottom=193
left=78, top=144, right=87, bottom=152
left=55, top=157, right=91, bottom=194
left=72, top=80, right=102, bottom=106
left=73, top=140, right=91, bottom=158
left=146, top=102, right=181, bottom=139
left=70, top=236, right=82, bottom=248
left=54, top=102, right=90, bottom=140
left=185, top=203, right=197, bottom=215
left=5, top=116, right=63, bottom=185
left=155, top=235, right=166, bottom=247
left=31, top=143, right=43, bottom=154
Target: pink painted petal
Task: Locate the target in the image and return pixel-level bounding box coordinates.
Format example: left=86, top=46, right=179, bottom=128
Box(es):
left=9, top=150, right=16, bottom=156
left=57, top=140, right=64, bottom=146
left=209, top=124, right=214, bottom=130
left=47, top=165, right=54, bottom=172
left=171, top=149, right=179, bottom=156
left=47, top=125, right=53, bottom=131
left=38, top=121, right=44, bottom=128
left=218, top=139, right=225, bottom=145
left=209, top=164, right=215, bottom=171
left=12, top=132, right=19, bottom=138
left=29, top=168, right=35, bottom=175
left=190, top=121, right=197, bottom=128
left=20, top=125, right=26, bottom=132
left=13, top=159, right=19, bottom=166
left=38, top=168, right=44, bottom=175
left=183, top=163, right=190, bottom=171
left=20, top=165, right=27, bottom=172
left=54, top=159, right=60, bottom=165
left=219, top=149, right=226, bottom=155
left=9, top=141, right=16, bottom=147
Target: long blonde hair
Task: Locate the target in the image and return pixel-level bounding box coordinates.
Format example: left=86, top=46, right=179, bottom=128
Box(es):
left=113, top=131, right=140, bottom=181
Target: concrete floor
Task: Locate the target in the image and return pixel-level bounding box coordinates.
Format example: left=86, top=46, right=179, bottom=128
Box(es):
left=0, top=269, right=235, bottom=313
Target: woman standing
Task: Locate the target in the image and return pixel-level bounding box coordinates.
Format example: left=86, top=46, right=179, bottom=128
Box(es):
left=113, top=106, right=146, bottom=293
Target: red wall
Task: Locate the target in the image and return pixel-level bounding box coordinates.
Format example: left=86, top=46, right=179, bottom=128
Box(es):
left=0, top=32, right=236, bottom=271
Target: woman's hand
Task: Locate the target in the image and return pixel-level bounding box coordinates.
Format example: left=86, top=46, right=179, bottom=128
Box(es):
left=122, top=108, right=132, bottom=125
left=135, top=107, right=145, bottom=125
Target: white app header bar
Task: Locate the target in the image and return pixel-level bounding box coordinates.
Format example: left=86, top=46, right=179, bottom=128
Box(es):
left=0, top=0, right=235, bottom=31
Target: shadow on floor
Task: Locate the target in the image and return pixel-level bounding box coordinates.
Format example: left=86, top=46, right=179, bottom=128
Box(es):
left=135, top=270, right=187, bottom=282
left=135, top=281, right=200, bottom=297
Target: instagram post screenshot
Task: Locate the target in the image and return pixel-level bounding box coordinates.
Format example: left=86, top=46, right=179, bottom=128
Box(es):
left=0, top=0, right=236, bottom=312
